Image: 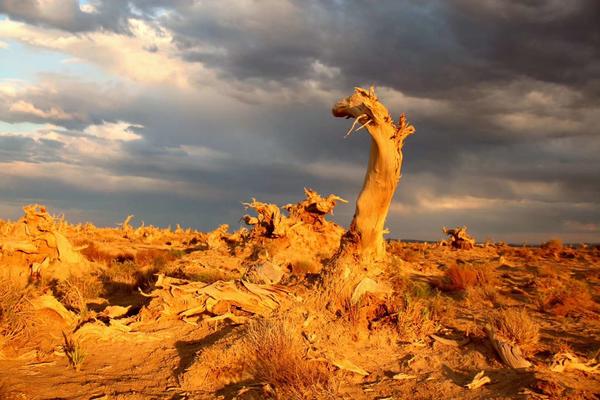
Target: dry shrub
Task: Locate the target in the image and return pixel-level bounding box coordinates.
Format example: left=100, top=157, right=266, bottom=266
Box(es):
left=0, top=382, right=21, bottom=400
left=54, top=275, right=103, bottom=317
left=386, top=275, right=454, bottom=341
left=135, top=248, right=180, bottom=269
left=541, top=239, right=563, bottom=259
left=180, top=331, right=250, bottom=392
left=0, top=279, right=34, bottom=342
left=535, top=264, right=561, bottom=281
left=511, top=246, right=538, bottom=262
left=541, top=239, right=563, bottom=252
left=442, top=263, right=496, bottom=291
left=101, top=260, right=139, bottom=288
left=243, top=317, right=335, bottom=399
left=79, top=241, right=114, bottom=264
left=395, top=297, right=438, bottom=342
left=466, top=284, right=498, bottom=307
left=387, top=241, right=426, bottom=263
left=391, top=290, right=452, bottom=342
left=489, top=308, right=539, bottom=355
left=536, top=280, right=597, bottom=317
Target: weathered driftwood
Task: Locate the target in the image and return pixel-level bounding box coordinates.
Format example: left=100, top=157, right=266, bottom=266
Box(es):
left=3, top=205, right=84, bottom=264
left=243, top=188, right=346, bottom=238
left=331, top=87, right=415, bottom=262
left=283, top=188, right=346, bottom=226
left=321, top=87, right=414, bottom=304
left=550, top=352, right=599, bottom=374
left=144, top=274, right=292, bottom=323
left=29, top=294, right=77, bottom=326
left=431, top=333, right=470, bottom=347
left=242, top=200, right=285, bottom=237
left=485, top=325, right=531, bottom=369
left=443, top=226, right=475, bottom=250
left=465, top=371, right=491, bottom=389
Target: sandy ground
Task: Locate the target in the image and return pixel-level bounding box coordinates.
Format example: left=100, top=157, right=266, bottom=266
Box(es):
left=1, top=204, right=599, bottom=399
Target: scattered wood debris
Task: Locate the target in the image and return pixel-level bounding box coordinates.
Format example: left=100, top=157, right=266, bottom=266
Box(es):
left=550, top=352, right=599, bottom=374
left=431, top=334, right=470, bottom=347
left=485, top=324, right=532, bottom=369
left=392, top=372, right=417, bottom=380
left=144, top=274, right=293, bottom=323
left=465, top=371, right=491, bottom=389
left=443, top=226, right=476, bottom=250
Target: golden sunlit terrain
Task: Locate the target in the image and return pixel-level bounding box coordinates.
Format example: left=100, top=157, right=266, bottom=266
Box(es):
left=1, top=89, right=599, bottom=400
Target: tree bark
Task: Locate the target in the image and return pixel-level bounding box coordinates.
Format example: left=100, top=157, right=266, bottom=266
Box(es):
left=322, top=87, right=415, bottom=303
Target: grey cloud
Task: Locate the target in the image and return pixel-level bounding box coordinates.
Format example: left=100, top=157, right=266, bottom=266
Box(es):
left=1, top=1, right=599, bottom=242
left=0, top=0, right=132, bottom=32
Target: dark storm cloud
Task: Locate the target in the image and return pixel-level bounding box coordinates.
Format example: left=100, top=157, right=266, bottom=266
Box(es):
left=0, top=0, right=132, bottom=32
left=449, top=0, right=600, bottom=95
left=1, top=0, right=599, bottom=241
left=141, top=0, right=599, bottom=99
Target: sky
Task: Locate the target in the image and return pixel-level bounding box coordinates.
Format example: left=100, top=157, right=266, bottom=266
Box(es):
left=0, top=0, right=599, bottom=243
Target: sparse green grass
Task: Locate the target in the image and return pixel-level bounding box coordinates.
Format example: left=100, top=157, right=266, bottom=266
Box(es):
left=387, top=276, right=453, bottom=342
left=62, top=332, right=86, bottom=371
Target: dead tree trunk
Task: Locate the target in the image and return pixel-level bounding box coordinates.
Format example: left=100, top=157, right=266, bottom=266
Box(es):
left=322, top=87, right=415, bottom=304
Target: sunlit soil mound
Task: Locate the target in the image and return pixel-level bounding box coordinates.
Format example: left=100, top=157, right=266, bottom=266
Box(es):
left=0, top=203, right=599, bottom=399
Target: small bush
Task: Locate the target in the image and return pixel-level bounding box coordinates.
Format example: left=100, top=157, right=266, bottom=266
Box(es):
left=541, top=239, right=563, bottom=252
left=389, top=289, right=452, bottom=342
left=465, top=284, right=498, bottom=306
left=79, top=241, right=114, bottom=264
left=189, top=270, right=242, bottom=284
left=489, top=308, right=539, bottom=355
left=441, top=263, right=496, bottom=291
left=387, top=242, right=426, bottom=262
left=243, top=317, right=334, bottom=399
left=536, top=280, right=597, bottom=317
left=541, top=239, right=563, bottom=259
left=394, top=296, right=438, bottom=342
left=0, top=279, right=34, bottom=342
left=101, top=260, right=139, bottom=288
left=54, top=276, right=103, bottom=318
left=0, top=382, right=21, bottom=400
left=135, top=248, right=178, bottom=269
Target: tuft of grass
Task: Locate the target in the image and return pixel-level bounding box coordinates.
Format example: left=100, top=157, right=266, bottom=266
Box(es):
left=541, top=239, right=563, bottom=259
left=387, top=241, right=427, bottom=263
left=441, top=263, right=496, bottom=292
left=101, top=260, right=139, bottom=288
left=243, top=317, right=335, bottom=399
left=79, top=241, right=114, bottom=264
left=54, top=276, right=103, bottom=319
left=62, top=332, right=86, bottom=371
left=488, top=308, right=539, bottom=355
left=465, top=284, right=498, bottom=306
left=135, top=248, right=180, bottom=269
left=386, top=275, right=455, bottom=341
left=535, top=280, right=597, bottom=317
left=392, top=292, right=449, bottom=342
left=0, top=279, right=34, bottom=342
left=541, top=239, right=563, bottom=252
left=0, top=382, right=22, bottom=400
